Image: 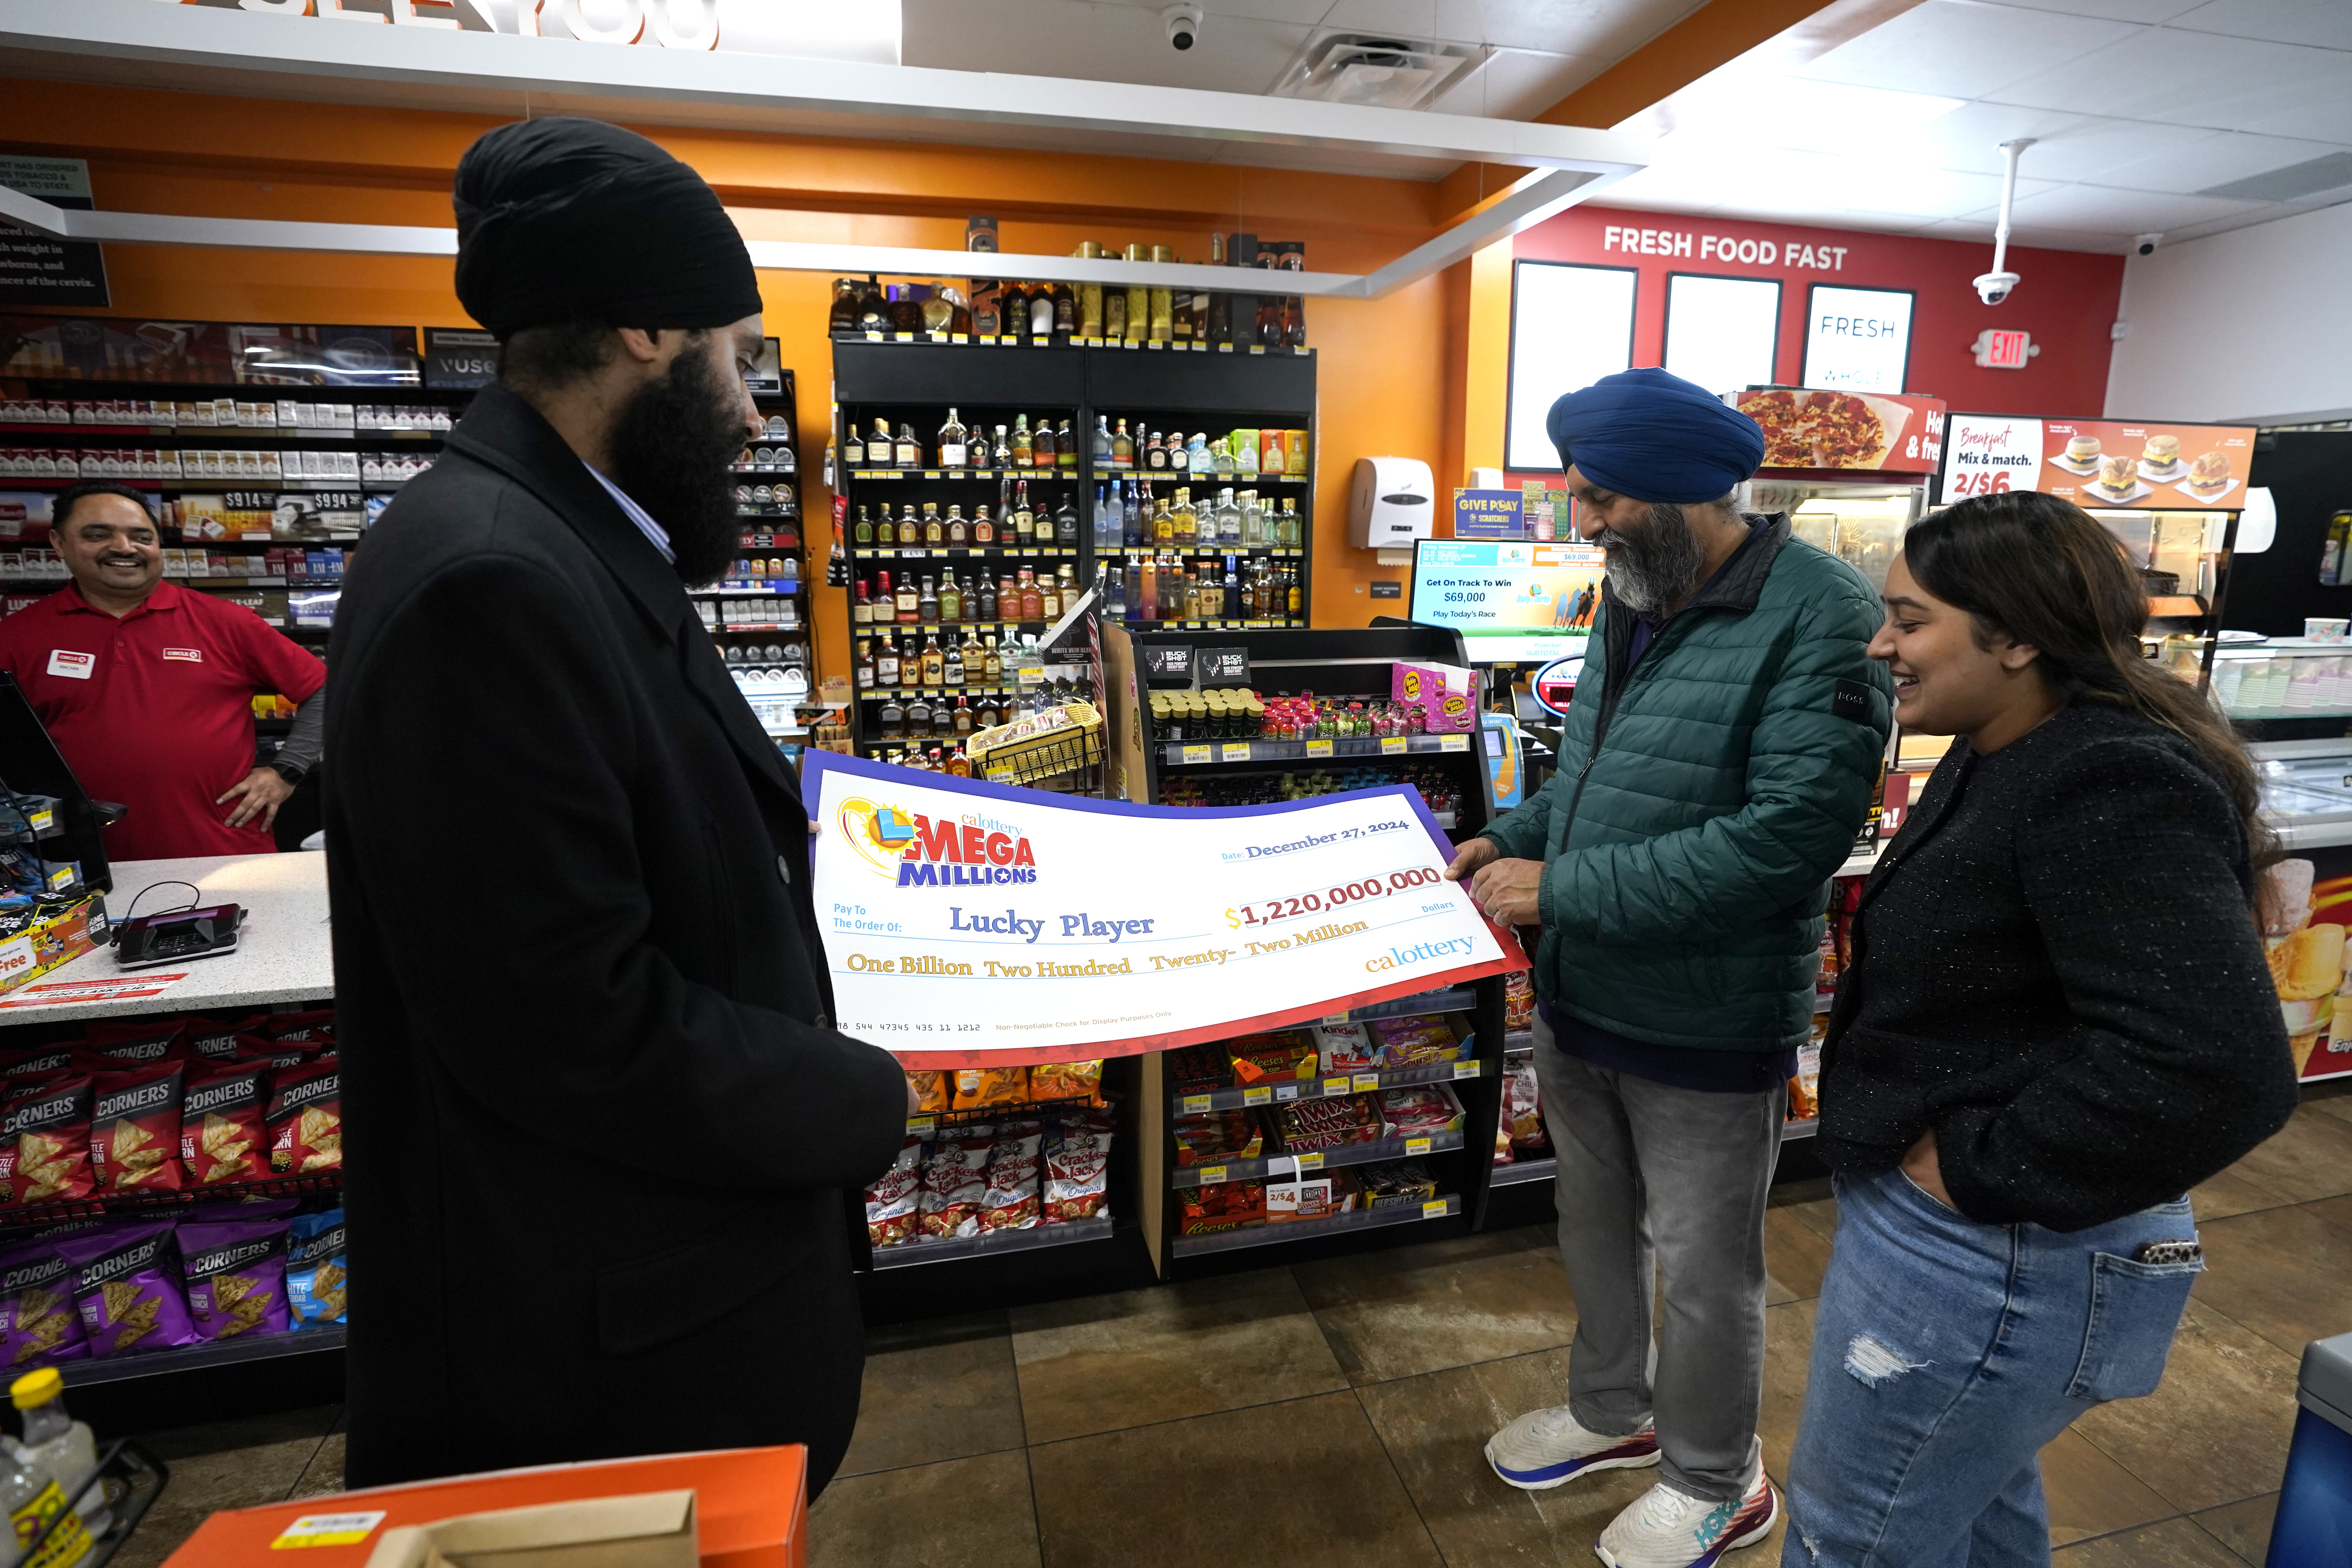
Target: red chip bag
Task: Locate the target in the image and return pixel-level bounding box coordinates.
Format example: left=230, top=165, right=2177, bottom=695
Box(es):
left=235, top=1034, right=316, bottom=1071
left=0, top=1072, right=94, bottom=1207
left=0, top=1047, right=76, bottom=1082
left=263, top=1010, right=334, bottom=1045
left=90, top=1060, right=186, bottom=1192
left=918, top=1134, right=991, bottom=1239
left=180, top=1060, right=270, bottom=1187
left=184, top=1015, right=258, bottom=1063
left=73, top=1029, right=189, bottom=1074
left=265, top=1053, right=341, bottom=1175
left=863, top=1137, right=925, bottom=1249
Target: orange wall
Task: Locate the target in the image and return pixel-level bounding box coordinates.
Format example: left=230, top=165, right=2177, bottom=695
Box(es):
left=3, top=78, right=1461, bottom=683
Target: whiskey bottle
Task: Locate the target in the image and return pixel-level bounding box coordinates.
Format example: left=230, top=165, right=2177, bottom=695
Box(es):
left=874, top=630, right=901, bottom=687
left=1018, top=567, right=1043, bottom=621
left=1056, top=562, right=1079, bottom=613
left=895, top=570, right=920, bottom=623
left=978, top=576, right=999, bottom=621
left=852, top=505, right=873, bottom=546
left=921, top=288, right=955, bottom=334
left=828, top=277, right=858, bottom=333
left=896, top=423, right=921, bottom=468
left=1286, top=565, right=1302, bottom=618
left=871, top=570, right=891, bottom=625
left=1033, top=417, right=1055, bottom=468
left=962, top=626, right=986, bottom=680
left=1029, top=284, right=1056, bottom=339
left=952, top=696, right=976, bottom=736
left=973, top=505, right=996, bottom=546
left=939, top=574, right=962, bottom=622
left=854, top=274, right=887, bottom=331
left=1172, top=486, right=1197, bottom=545
left=1013, top=480, right=1035, bottom=542
left=998, top=281, right=1029, bottom=334
left=946, top=505, right=969, bottom=546
left=1146, top=430, right=1167, bottom=470
left=1152, top=487, right=1174, bottom=545
left=984, top=636, right=1004, bottom=682
left=906, top=694, right=933, bottom=734
left=933, top=702, right=955, bottom=739
left=1056, top=492, right=1078, bottom=546
left=922, top=631, right=946, bottom=686
left=897, top=505, right=919, bottom=546
left=879, top=693, right=907, bottom=740
left=922, top=503, right=944, bottom=546
left=1205, top=234, right=1230, bottom=343
left=976, top=694, right=1002, bottom=729
left=1038, top=572, right=1060, bottom=621
left=852, top=577, right=873, bottom=625
left=888, top=286, right=923, bottom=333
left=1058, top=419, right=1077, bottom=470
left=938, top=408, right=968, bottom=468
left=917, top=575, right=939, bottom=623
left=1112, top=418, right=1135, bottom=470
left=1053, top=280, right=1076, bottom=335
left=866, top=417, right=893, bottom=466
left=853, top=637, right=875, bottom=688
left=943, top=634, right=965, bottom=684
left=1104, top=284, right=1128, bottom=343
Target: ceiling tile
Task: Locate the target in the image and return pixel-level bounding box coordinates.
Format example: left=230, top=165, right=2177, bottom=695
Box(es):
left=1427, top=48, right=1596, bottom=119
left=2234, top=89, right=2352, bottom=146
left=1794, top=0, right=2142, bottom=99
left=1975, top=0, right=2202, bottom=21
left=1987, top=27, right=2352, bottom=130
left=2095, top=130, right=2349, bottom=194
left=1313, top=0, right=1703, bottom=56
left=1992, top=182, right=2269, bottom=230
left=902, top=0, right=1314, bottom=94
left=2168, top=0, right=2352, bottom=50
left=1910, top=216, right=2127, bottom=251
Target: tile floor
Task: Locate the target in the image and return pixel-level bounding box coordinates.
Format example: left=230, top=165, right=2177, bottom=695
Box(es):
left=114, top=1096, right=2352, bottom=1566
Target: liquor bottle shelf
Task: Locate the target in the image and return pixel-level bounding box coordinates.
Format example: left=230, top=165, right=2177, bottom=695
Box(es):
left=1105, top=545, right=1305, bottom=558
left=857, top=684, right=1025, bottom=701
left=853, top=620, right=1049, bottom=635
left=1094, top=468, right=1308, bottom=485
left=1171, top=1127, right=1466, bottom=1190
left=691, top=583, right=804, bottom=598
left=869, top=1214, right=1115, bottom=1269
left=1490, top=1157, right=1557, bottom=1189
left=63, top=1325, right=346, bottom=1387
left=850, top=546, right=1079, bottom=560
left=729, top=463, right=798, bottom=474
left=1116, top=617, right=1308, bottom=632
left=836, top=331, right=1313, bottom=358
left=1175, top=1054, right=1485, bottom=1116
left=1158, top=734, right=1474, bottom=766
left=846, top=468, right=1082, bottom=483
left=1171, top=1194, right=1457, bottom=1259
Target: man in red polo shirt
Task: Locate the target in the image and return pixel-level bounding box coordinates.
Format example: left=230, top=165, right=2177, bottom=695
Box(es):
left=0, top=481, right=326, bottom=862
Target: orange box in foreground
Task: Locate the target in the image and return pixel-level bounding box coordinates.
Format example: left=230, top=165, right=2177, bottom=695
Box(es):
left=160, top=1445, right=804, bottom=1568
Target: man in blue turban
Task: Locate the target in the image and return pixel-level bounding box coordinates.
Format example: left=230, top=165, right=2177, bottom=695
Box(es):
left=1452, top=368, right=1892, bottom=1568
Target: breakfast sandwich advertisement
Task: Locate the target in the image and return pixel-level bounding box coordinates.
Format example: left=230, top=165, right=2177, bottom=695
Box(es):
left=1940, top=415, right=2257, bottom=509
left=2263, top=851, right=2352, bottom=1083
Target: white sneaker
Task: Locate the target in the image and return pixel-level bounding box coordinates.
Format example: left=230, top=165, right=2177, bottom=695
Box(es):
left=1484, top=1404, right=1660, bottom=1491
left=1594, top=1467, right=1777, bottom=1568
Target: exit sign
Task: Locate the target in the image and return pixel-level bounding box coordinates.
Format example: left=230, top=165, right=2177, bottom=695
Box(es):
left=1972, top=329, right=2036, bottom=370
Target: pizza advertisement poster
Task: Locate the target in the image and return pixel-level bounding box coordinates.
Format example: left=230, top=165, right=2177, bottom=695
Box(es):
left=1735, top=388, right=1946, bottom=475
left=1940, top=414, right=2258, bottom=508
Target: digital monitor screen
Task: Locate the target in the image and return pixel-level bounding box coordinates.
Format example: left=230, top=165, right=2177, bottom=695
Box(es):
left=1409, top=539, right=1607, bottom=666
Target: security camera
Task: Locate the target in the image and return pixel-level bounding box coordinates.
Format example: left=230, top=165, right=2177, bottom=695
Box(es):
left=2134, top=232, right=2162, bottom=256
left=1973, top=270, right=2020, bottom=306
left=1163, top=4, right=1202, bottom=49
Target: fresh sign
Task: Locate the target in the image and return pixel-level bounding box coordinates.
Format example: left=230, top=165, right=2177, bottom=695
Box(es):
left=1801, top=286, right=1913, bottom=394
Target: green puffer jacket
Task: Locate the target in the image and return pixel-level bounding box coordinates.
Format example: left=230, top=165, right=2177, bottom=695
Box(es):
left=1481, top=515, right=1892, bottom=1051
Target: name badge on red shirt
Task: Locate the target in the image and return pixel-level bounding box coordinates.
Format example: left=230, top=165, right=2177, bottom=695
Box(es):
left=44, top=650, right=93, bottom=680
left=162, top=648, right=203, bottom=663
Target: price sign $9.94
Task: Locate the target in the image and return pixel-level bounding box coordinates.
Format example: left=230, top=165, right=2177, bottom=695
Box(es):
left=1227, top=866, right=1446, bottom=931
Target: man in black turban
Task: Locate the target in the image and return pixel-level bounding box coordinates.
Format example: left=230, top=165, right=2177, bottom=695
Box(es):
left=326, top=117, right=907, bottom=1493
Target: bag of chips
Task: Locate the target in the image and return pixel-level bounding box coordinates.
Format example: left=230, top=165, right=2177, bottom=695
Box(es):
left=918, top=1134, right=991, bottom=1239
left=980, top=1125, right=1044, bottom=1232
left=1025, top=1059, right=1103, bottom=1105
left=1503, top=1060, right=1547, bottom=1152
left=1042, top=1117, right=1113, bottom=1224
left=0, top=1047, right=76, bottom=1082
left=90, top=1060, right=186, bottom=1191
left=265, top=1054, right=341, bottom=1175
left=285, top=1209, right=347, bottom=1329
left=952, top=1066, right=1027, bottom=1111
left=179, top=1216, right=292, bottom=1341
left=0, top=1072, right=94, bottom=1207
left=180, top=1059, right=270, bottom=1187
left=263, top=1009, right=335, bottom=1046
left=54, top=1220, right=201, bottom=1357
left=905, top=1071, right=950, bottom=1116
left=864, top=1137, right=927, bottom=1249
left=0, top=1238, right=85, bottom=1369
left=77, top=1018, right=187, bottom=1066
left=186, top=1015, right=259, bottom=1063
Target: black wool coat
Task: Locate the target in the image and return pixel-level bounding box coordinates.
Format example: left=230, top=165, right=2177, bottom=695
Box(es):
left=323, top=384, right=907, bottom=1492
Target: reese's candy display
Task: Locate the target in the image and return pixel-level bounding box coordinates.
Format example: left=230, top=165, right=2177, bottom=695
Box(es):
left=0, top=1073, right=94, bottom=1206
left=1227, top=1030, right=1318, bottom=1086
left=54, top=1220, right=201, bottom=1357
left=264, top=1054, right=341, bottom=1174
left=90, top=1060, right=186, bottom=1191
left=0, top=1238, right=85, bottom=1369
left=951, top=1066, right=1027, bottom=1111
left=285, top=1209, right=347, bottom=1329
left=179, top=1215, right=292, bottom=1341
left=1041, top=1116, right=1112, bottom=1224
left=1177, top=1178, right=1265, bottom=1235
left=863, top=1137, right=926, bottom=1249
left=180, top=1059, right=270, bottom=1186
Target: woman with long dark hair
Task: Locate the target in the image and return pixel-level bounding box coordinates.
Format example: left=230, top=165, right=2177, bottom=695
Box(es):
left=1782, top=491, right=2298, bottom=1567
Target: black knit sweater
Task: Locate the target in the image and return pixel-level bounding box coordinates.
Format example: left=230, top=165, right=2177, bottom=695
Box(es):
left=1818, top=701, right=2298, bottom=1231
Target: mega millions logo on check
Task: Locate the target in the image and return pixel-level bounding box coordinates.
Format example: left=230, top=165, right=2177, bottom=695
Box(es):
left=805, top=753, right=1523, bottom=1062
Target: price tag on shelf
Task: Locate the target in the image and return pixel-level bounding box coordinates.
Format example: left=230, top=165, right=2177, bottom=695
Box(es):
left=1304, top=740, right=1332, bottom=759
left=1241, top=1085, right=1272, bottom=1107
left=922, top=470, right=942, bottom=479
left=951, top=333, right=969, bottom=344
left=1221, top=743, right=1252, bottom=762
left=1147, top=340, right=1163, bottom=350
left=1322, top=1076, right=1350, bottom=1097
left=1274, top=1083, right=1301, bottom=1101
left=1352, top=1072, right=1381, bottom=1094
left=927, top=332, right=947, bottom=344
left=1178, top=1093, right=1212, bottom=1116
left=1422, top=1199, right=1449, bottom=1219
left=1127, top=340, right=1141, bottom=351
left=1440, top=734, right=1469, bottom=753
left=1199, top=1165, right=1229, bottom=1185
left=1181, top=745, right=1211, bottom=765
left=1292, top=1151, right=1324, bottom=1172
left=1380, top=737, right=1407, bottom=756
left=864, top=330, right=883, bottom=341
left=271, top=1512, right=388, bottom=1550
left=1404, top=1136, right=1432, bottom=1156
left=1452, top=1059, right=1481, bottom=1079
left=902, top=548, right=927, bottom=557
left=1194, top=342, right=1209, bottom=352
left=1219, top=342, right=1234, bottom=353
left=893, top=332, right=914, bottom=342
left=1249, top=345, right=1267, bottom=355
left=906, top=1116, right=936, bottom=1135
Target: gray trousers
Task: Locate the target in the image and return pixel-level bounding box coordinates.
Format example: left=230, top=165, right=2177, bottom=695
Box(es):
left=1530, top=1014, right=1786, bottom=1502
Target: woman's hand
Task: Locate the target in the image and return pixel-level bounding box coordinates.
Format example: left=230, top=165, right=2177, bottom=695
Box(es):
left=1902, top=1129, right=1956, bottom=1210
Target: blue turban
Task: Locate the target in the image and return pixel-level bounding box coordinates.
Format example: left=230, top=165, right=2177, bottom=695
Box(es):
left=1546, top=367, right=1766, bottom=503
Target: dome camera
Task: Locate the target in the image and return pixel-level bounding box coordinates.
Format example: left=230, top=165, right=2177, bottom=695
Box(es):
left=1163, top=5, right=1203, bottom=49
left=2135, top=233, right=2162, bottom=256
left=1974, top=270, right=2020, bottom=307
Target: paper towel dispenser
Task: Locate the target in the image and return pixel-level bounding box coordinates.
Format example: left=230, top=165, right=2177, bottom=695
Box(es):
left=1350, top=457, right=1435, bottom=549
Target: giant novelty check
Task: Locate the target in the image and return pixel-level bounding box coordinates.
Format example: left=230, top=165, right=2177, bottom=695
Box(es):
left=803, top=752, right=1526, bottom=1066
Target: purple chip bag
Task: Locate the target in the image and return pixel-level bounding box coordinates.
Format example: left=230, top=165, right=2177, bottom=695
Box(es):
left=0, top=1237, right=85, bottom=1370
left=178, top=1217, right=291, bottom=1341
left=53, top=1220, right=201, bottom=1357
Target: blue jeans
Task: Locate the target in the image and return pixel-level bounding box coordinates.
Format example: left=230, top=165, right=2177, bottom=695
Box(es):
left=1782, top=1167, right=2201, bottom=1567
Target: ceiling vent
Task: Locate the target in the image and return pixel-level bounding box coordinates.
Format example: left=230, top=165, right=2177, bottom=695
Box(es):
left=2200, top=151, right=2352, bottom=203
left=1268, top=33, right=1492, bottom=112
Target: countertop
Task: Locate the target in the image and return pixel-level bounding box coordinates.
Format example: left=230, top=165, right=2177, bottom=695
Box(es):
left=0, top=851, right=332, bottom=1025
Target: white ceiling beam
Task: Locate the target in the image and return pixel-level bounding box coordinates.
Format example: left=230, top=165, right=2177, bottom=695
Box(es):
left=0, top=0, right=1648, bottom=178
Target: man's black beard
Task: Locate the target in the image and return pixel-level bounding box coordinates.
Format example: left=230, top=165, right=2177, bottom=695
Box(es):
left=605, top=338, right=744, bottom=586
left=1595, top=501, right=1707, bottom=614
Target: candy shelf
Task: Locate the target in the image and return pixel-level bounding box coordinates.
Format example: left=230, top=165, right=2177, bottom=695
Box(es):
left=1170, top=1126, right=1466, bottom=1189
left=1490, top=1158, right=1556, bottom=1189
left=1354, top=988, right=1476, bottom=1021
left=1176, top=1054, right=1485, bottom=1115
left=1158, top=734, right=1474, bottom=767
left=1172, top=1194, right=1460, bottom=1258
left=870, top=1214, right=1115, bottom=1269
left=65, top=1325, right=347, bottom=1388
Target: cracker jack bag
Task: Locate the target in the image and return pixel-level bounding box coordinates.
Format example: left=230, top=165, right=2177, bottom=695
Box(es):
left=90, top=1060, right=186, bottom=1191
left=264, top=1054, right=341, bottom=1174
left=863, top=1137, right=926, bottom=1249
left=284, top=1209, right=347, bottom=1329
left=1041, top=1116, right=1112, bottom=1224
left=54, top=1220, right=201, bottom=1357
left=0, top=1238, right=86, bottom=1369
left=0, top=1073, right=94, bottom=1207
left=178, top=1216, right=292, bottom=1341
left=180, top=1058, right=270, bottom=1187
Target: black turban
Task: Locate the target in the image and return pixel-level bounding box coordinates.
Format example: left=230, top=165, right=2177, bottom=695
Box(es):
left=452, top=117, right=760, bottom=338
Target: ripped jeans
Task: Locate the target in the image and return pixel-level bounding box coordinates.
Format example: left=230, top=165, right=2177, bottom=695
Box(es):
left=1781, top=1167, right=2201, bottom=1567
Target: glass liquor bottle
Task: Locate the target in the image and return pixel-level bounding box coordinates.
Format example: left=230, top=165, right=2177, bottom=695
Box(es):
left=871, top=571, right=891, bottom=627
left=853, top=636, right=875, bottom=688
left=828, top=277, right=858, bottom=332
left=1125, top=479, right=1145, bottom=547
left=897, top=504, right=919, bottom=546
left=1281, top=498, right=1302, bottom=547
left=921, top=288, right=955, bottom=334
left=1239, top=490, right=1263, bottom=546
left=1237, top=433, right=1260, bottom=481
left=866, top=417, right=893, bottom=466
left=1213, top=437, right=1236, bottom=480
left=1286, top=564, right=1302, bottom=619
left=962, top=626, right=986, bottom=681
left=887, top=285, right=923, bottom=333
left=1057, top=419, right=1076, bottom=471
left=1052, top=280, right=1076, bottom=335
left=874, top=630, right=901, bottom=687
left=1056, top=492, right=1078, bottom=546
left=1152, top=486, right=1174, bottom=545
left=1145, top=430, right=1167, bottom=470
left=906, top=694, right=933, bottom=735
left=1018, top=567, right=1043, bottom=621
left=1112, top=418, right=1135, bottom=470
left=1012, top=415, right=1033, bottom=468
left=1104, top=283, right=1128, bottom=343
left=1138, top=552, right=1158, bottom=622
left=1093, top=484, right=1111, bottom=548
left=1214, top=487, right=1241, bottom=544
left=895, top=424, right=920, bottom=467
left=984, top=635, right=1003, bottom=683
left=1033, top=417, right=1055, bottom=468
left=852, top=504, right=873, bottom=545
left=1056, top=562, right=1079, bottom=614
left=971, top=505, right=995, bottom=546
left=1187, top=433, right=1212, bottom=477
left=917, top=575, right=939, bottom=623
left=952, top=696, right=975, bottom=736
left=852, top=578, right=873, bottom=626
left=895, top=570, right=919, bottom=623
left=976, top=693, right=1001, bottom=729
left=937, top=408, right=968, bottom=468
left=854, top=274, right=887, bottom=331
left=942, top=633, right=964, bottom=684
left=998, top=281, right=1029, bottom=335
left=1171, top=486, right=1197, bottom=545
left=1094, top=416, right=1114, bottom=467
left=1223, top=555, right=1242, bottom=621
left=939, top=574, right=962, bottom=622
left=1038, top=572, right=1060, bottom=621
left=921, top=631, right=946, bottom=686
left=946, top=505, right=969, bottom=546
left=922, top=502, right=944, bottom=546
left=879, top=692, right=906, bottom=740
left=1029, top=284, right=1056, bottom=339
left=1013, top=480, right=1035, bottom=543
left=978, top=575, right=999, bottom=621
left=992, top=424, right=1013, bottom=468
